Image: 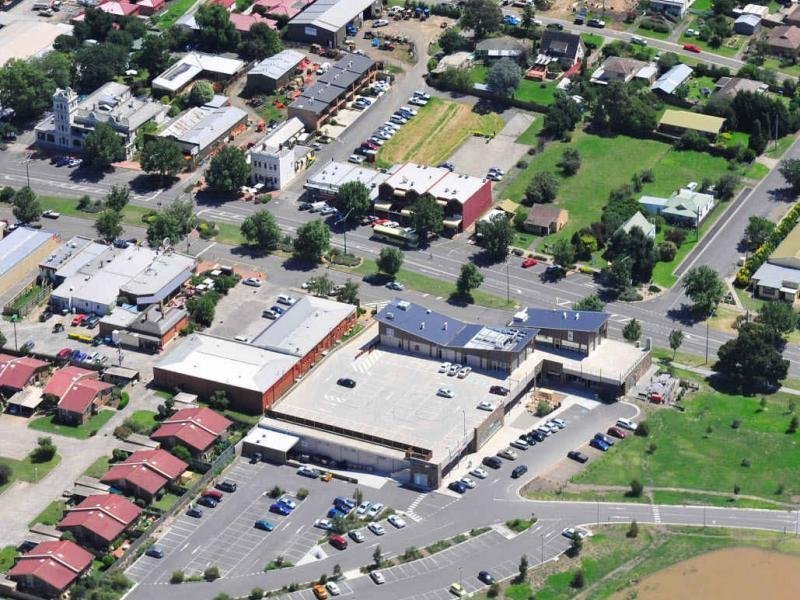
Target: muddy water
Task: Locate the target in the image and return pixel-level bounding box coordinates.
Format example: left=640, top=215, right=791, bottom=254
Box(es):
left=619, top=547, right=800, bottom=599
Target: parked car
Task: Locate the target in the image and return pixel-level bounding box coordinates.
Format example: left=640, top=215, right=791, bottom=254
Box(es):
left=587, top=17, right=605, bottom=27
left=562, top=527, right=589, bottom=540
left=386, top=281, right=405, bottom=291
left=85, top=315, right=100, bottom=329
left=630, top=35, right=647, bottom=45
left=71, top=314, right=87, bottom=326
left=510, top=439, right=529, bottom=451
left=522, top=257, right=538, bottom=268
left=57, top=348, right=72, bottom=360
left=329, top=534, right=348, bottom=550
left=457, top=366, right=472, bottom=379
left=39, top=310, right=52, bottom=322
left=42, top=210, right=60, bottom=219
left=616, top=417, right=637, bottom=431
left=326, top=581, right=341, bottom=596
left=607, top=426, right=626, bottom=439
left=683, top=43, right=701, bottom=53
left=450, top=582, right=466, bottom=597
left=449, top=480, right=468, bottom=494
left=20, top=340, right=35, bottom=352
left=551, top=418, right=567, bottom=429
left=482, top=456, right=502, bottom=469
left=349, top=529, right=365, bottom=542
left=197, top=496, right=218, bottom=508
left=497, top=447, right=518, bottom=460
left=271, top=502, right=292, bottom=516
left=297, top=465, right=320, bottom=478
left=254, top=519, right=275, bottom=531
left=337, top=377, right=356, bottom=388
left=314, top=518, right=333, bottom=530
left=186, top=507, right=203, bottom=518
left=589, top=438, right=610, bottom=452
left=278, top=497, right=297, bottom=510
left=371, top=571, right=385, bottom=584
left=511, top=465, right=528, bottom=479
left=437, top=387, right=455, bottom=398
left=388, top=515, right=406, bottom=528
left=478, top=400, right=496, bottom=411
left=145, top=546, right=164, bottom=558
left=567, top=450, right=589, bottom=463
left=356, top=500, right=371, bottom=515
left=470, top=467, right=488, bottom=479
left=367, top=502, right=384, bottom=518
left=490, top=385, right=510, bottom=396
left=243, top=277, right=262, bottom=287
left=478, top=571, right=495, bottom=585
left=216, top=480, right=237, bottom=492
left=349, top=154, right=366, bottom=164
left=594, top=432, right=615, bottom=446
left=368, top=522, right=385, bottom=536
left=262, top=309, right=277, bottom=319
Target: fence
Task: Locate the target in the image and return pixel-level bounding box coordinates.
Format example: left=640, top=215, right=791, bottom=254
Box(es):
left=110, top=444, right=236, bottom=573
left=3, top=282, right=51, bottom=318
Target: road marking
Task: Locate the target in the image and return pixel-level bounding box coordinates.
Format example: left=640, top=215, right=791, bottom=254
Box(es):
left=652, top=504, right=662, bottom=524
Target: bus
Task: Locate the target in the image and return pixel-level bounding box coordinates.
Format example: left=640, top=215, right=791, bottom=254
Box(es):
left=371, top=224, right=419, bottom=248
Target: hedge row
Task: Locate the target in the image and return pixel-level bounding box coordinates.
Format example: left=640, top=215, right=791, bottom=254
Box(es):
left=735, top=201, right=800, bottom=287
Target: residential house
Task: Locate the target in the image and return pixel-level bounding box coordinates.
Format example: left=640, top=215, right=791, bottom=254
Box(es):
left=0, top=354, right=49, bottom=396
left=475, top=36, right=529, bottom=63
left=767, top=25, right=800, bottom=58
left=135, top=0, right=165, bottom=15
left=8, top=540, right=92, bottom=598
left=523, top=205, right=569, bottom=235
left=713, top=76, right=768, bottom=98
left=590, top=56, right=649, bottom=85
left=150, top=406, right=232, bottom=455
left=786, top=4, right=800, bottom=26
left=253, top=0, right=309, bottom=19
left=532, top=31, right=585, bottom=77
left=57, top=494, right=141, bottom=549
left=44, top=366, right=113, bottom=425
left=651, top=63, right=693, bottom=96
left=100, top=449, right=187, bottom=501
left=639, top=187, right=716, bottom=227
left=95, top=1, right=139, bottom=16
left=229, top=12, right=278, bottom=33
left=734, top=13, right=761, bottom=35
left=751, top=223, right=800, bottom=302
left=617, top=211, right=656, bottom=240
left=648, top=0, right=690, bottom=17
left=657, top=109, right=725, bottom=140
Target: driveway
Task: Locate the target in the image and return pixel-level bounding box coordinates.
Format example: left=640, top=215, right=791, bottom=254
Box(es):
left=447, top=112, right=535, bottom=179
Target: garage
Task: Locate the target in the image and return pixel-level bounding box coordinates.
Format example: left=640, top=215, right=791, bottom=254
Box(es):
left=242, top=426, right=299, bottom=464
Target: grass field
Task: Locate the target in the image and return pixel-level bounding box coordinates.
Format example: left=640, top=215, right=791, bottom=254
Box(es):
left=516, top=116, right=545, bottom=145
left=376, top=97, right=503, bottom=168
left=29, top=500, right=66, bottom=527
left=157, top=0, right=197, bottom=29
left=0, top=546, right=16, bottom=573
left=635, top=25, right=672, bottom=40
left=573, top=372, right=800, bottom=503
left=468, top=65, right=558, bottom=106
left=502, top=131, right=733, bottom=252
left=0, top=454, right=61, bottom=495
left=83, top=455, right=111, bottom=479
left=745, top=162, right=770, bottom=179
left=766, top=134, right=796, bottom=159
left=29, top=410, right=115, bottom=439
left=39, top=196, right=151, bottom=228
left=126, top=410, right=158, bottom=435
left=761, top=58, right=800, bottom=77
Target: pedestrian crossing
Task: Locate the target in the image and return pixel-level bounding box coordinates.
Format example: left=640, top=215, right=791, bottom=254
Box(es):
left=404, top=492, right=427, bottom=523
left=652, top=504, right=662, bottom=524
left=353, top=351, right=381, bottom=374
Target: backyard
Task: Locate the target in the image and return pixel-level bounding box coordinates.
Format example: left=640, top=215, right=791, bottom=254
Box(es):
left=469, top=65, right=558, bottom=106
left=678, top=18, right=746, bottom=58
left=376, top=97, right=504, bottom=168
left=29, top=410, right=115, bottom=439
left=125, top=410, right=158, bottom=435
left=83, top=455, right=111, bottom=479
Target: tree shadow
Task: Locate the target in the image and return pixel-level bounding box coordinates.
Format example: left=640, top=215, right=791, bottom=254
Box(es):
left=446, top=292, right=473, bottom=307
left=769, top=187, right=797, bottom=203
left=68, top=166, right=106, bottom=184
left=195, top=188, right=239, bottom=207
left=280, top=256, right=320, bottom=272
left=665, top=304, right=703, bottom=326
left=363, top=272, right=390, bottom=286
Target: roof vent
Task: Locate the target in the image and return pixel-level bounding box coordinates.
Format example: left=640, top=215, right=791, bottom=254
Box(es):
left=385, top=312, right=394, bottom=320
left=562, top=312, right=567, bottom=319
left=426, top=309, right=431, bottom=314
left=420, top=322, right=425, bottom=330
left=397, top=300, right=410, bottom=311
left=442, top=322, right=448, bottom=331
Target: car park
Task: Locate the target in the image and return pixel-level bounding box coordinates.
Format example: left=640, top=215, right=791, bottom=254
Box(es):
left=567, top=450, right=589, bottom=463
left=482, top=456, right=502, bottom=469
left=371, top=571, right=385, bottom=584
left=298, top=465, right=320, bottom=478
left=478, top=400, right=496, bottom=411
left=243, top=277, right=262, bottom=287
left=457, top=366, right=472, bottom=378
left=337, top=377, right=356, bottom=388
left=254, top=519, right=275, bottom=531
left=589, top=438, right=609, bottom=452
left=314, top=518, right=333, bottom=530
left=617, top=417, right=637, bottom=431
left=607, top=426, right=626, bottom=439
left=449, top=480, right=468, bottom=494
left=197, top=496, right=218, bottom=508
left=145, top=546, right=164, bottom=558
left=367, top=502, right=384, bottom=518
left=349, top=529, right=365, bottom=542
left=511, top=465, right=528, bottom=479
left=368, top=522, right=385, bottom=536
left=216, top=480, right=237, bottom=492
left=388, top=515, right=406, bottom=528
left=271, top=502, right=291, bottom=516
left=497, top=448, right=518, bottom=460
left=329, top=534, right=348, bottom=550
left=460, top=476, right=476, bottom=489
left=478, top=570, right=495, bottom=584
left=357, top=500, right=371, bottom=515
left=186, top=507, right=203, bottom=518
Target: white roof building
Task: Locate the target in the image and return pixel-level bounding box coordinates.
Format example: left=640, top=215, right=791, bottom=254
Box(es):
left=152, top=52, right=245, bottom=94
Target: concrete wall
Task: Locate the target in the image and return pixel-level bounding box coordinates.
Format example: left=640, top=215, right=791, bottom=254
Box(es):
left=0, top=235, right=60, bottom=297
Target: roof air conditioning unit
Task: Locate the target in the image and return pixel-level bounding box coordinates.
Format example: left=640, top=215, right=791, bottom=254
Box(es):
left=385, top=312, right=394, bottom=320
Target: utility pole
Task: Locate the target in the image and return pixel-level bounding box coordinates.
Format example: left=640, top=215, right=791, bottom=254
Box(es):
left=506, top=261, right=510, bottom=304
left=704, top=317, right=710, bottom=365
left=337, top=209, right=354, bottom=255
left=11, top=314, right=18, bottom=350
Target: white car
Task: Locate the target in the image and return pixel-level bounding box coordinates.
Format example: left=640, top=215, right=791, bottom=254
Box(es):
left=399, top=105, right=418, bottom=116
left=374, top=131, right=392, bottom=141
left=388, top=515, right=407, bottom=528
left=390, top=115, right=408, bottom=125
left=243, top=277, right=262, bottom=287
left=617, top=417, right=637, bottom=431
left=326, top=581, right=341, bottom=595
left=42, top=210, right=60, bottom=219
left=408, top=96, right=427, bottom=106
left=368, top=522, right=385, bottom=536
left=438, top=362, right=451, bottom=373
left=497, top=447, right=518, bottom=460
left=551, top=418, right=567, bottom=429
left=510, top=438, right=529, bottom=451
left=413, top=90, right=431, bottom=100
left=562, top=527, right=589, bottom=540
left=385, top=281, right=404, bottom=291
left=357, top=501, right=371, bottom=514
left=478, top=400, right=495, bottom=411
left=545, top=421, right=560, bottom=433
left=369, top=137, right=385, bottom=146
left=437, top=387, right=454, bottom=398
left=457, top=366, right=472, bottom=379
left=470, top=467, right=488, bottom=479
left=349, top=529, right=365, bottom=543
left=314, top=518, right=333, bottom=530
left=373, top=18, right=389, bottom=26
left=367, top=502, right=384, bottom=518
left=460, top=477, right=476, bottom=489
left=371, top=570, right=385, bottom=584
left=278, top=497, right=296, bottom=510
left=349, top=154, right=366, bottom=164
left=448, top=364, right=462, bottom=376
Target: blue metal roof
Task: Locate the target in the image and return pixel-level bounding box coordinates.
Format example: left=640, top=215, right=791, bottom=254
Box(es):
left=516, top=308, right=609, bottom=333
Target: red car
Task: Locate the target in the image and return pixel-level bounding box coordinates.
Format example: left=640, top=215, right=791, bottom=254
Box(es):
left=683, top=43, right=701, bottom=53
left=57, top=348, right=72, bottom=360
left=329, top=534, right=348, bottom=550
left=607, top=426, right=627, bottom=439
left=521, top=257, right=538, bottom=268
left=203, top=489, right=224, bottom=502
left=71, top=314, right=86, bottom=326
left=363, top=140, right=379, bottom=150
left=372, top=218, right=390, bottom=227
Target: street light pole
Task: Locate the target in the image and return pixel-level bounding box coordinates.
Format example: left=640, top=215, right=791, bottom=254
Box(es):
left=506, top=261, right=510, bottom=304
left=11, top=314, right=18, bottom=351
left=337, top=209, right=354, bottom=256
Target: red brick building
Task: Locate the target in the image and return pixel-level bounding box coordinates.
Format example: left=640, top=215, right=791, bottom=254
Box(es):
left=150, top=407, right=232, bottom=455
left=100, top=449, right=187, bottom=502
left=44, top=366, right=113, bottom=425
left=0, top=353, right=49, bottom=396
left=57, top=494, right=141, bottom=549
left=8, top=540, right=92, bottom=598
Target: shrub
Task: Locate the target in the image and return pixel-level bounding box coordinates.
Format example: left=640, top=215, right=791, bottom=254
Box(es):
left=648, top=284, right=661, bottom=293
left=733, top=483, right=741, bottom=495
left=268, top=485, right=283, bottom=499
left=249, top=587, right=264, bottom=600
left=665, top=228, right=687, bottom=247
left=570, top=569, right=585, bottom=588
left=634, top=420, right=650, bottom=437
left=658, top=241, right=677, bottom=262
left=627, top=520, right=639, bottom=538
left=170, top=571, right=184, bottom=584
left=628, top=479, right=644, bottom=497
left=516, top=160, right=528, bottom=169
left=731, top=419, right=742, bottom=429
left=741, top=458, right=751, bottom=467
left=117, top=392, right=129, bottom=410
left=101, top=554, right=116, bottom=569
left=204, top=566, right=220, bottom=581
left=296, top=487, right=309, bottom=500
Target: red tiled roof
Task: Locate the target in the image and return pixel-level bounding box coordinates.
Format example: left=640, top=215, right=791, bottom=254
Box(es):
left=58, top=494, right=141, bottom=543
left=211, top=0, right=234, bottom=7
left=229, top=12, right=276, bottom=32
left=137, top=0, right=164, bottom=7
left=97, top=0, right=139, bottom=15
left=100, top=449, right=187, bottom=495
left=151, top=407, right=232, bottom=453
left=57, top=378, right=112, bottom=414
left=0, top=354, right=48, bottom=391
left=9, top=540, right=92, bottom=592
left=44, top=366, right=97, bottom=399
left=253, top=0, right=306, bottom=18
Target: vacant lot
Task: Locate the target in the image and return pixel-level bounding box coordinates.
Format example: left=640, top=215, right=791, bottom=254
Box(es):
left=376, top=97, right=503, bottom=168
left=573, top=371, right=800, bottom=503
left=469, top=65, right=558, bottom=106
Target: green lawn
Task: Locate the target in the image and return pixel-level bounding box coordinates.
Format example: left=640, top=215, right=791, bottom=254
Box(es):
left=0, top=546, right=17, bottom=573
left=635, top=25, right=672, bottom=40
left=38, top=196, right=151, bottom=228
left=765, top=134, right=796, bottom=159
left=29, top=410, right=115, bottom=439
left=126, top=410, right=158, bottom=435
left=685, top=76, right=716, bottom=103
left=157, top=0, right=197, bottom=29
left=29, top=500, right=66, bottom=527
left=214, top=222, right=245, bottom=246
left=153, top=492, right=181, bottom=512
left=581, top=33, right=604, bottom=49
left=761, top=57, right=800, bottom=77
left=516, top=116, right=545, bottom=145
left=0, top=454, right=61, bottom=494
left=693, top=0, right=711, bottom=9
left=573, top=376, right=800, bottom=503
left=83, top=455, right=111, bottom=479
left=469, top=65, right=558, bottom=106
left=744, top=162, right=770, bottom=179
left=679, top=19, right=744, bottom=57
left=502, top=131, right=733, bottom=252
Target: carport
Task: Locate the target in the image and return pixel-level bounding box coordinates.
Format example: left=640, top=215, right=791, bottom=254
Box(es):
left=242, top=425, right=299, bottom=464
left=6, top=388, right=43, bottom=418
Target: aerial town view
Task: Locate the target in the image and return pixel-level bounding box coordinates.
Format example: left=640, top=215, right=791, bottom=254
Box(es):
left=3, top=0, right=800, bottom=597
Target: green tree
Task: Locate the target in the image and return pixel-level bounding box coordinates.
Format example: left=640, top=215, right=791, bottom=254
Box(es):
left=669, top=329, right=684, bottom=359
left=476, top=213, right=512, bottom=261
left=187, top=295, right=216, bottom=326
left=293, top=219, right=330, bottom=263
left=558, top=148, right=581, bottom=176
left=623, top=318, right=642, bottom=342
left=487, top=58, right=521, bottom=97
left=605, top=227, right=657, bottom=285
left=188, top=80, right=215, bottom=106
left=744, top=216, right=775, bottom=249
left=715, top=322, right=789, bottom=390
left=206, top=146, right=249, bottom=193
left=627, top=520, right=639, bottom=538
left=332, top=564, right=342, bottom=580
left=208, top=390, right=228, bottom=411
left=30, top=437, right=56, bottom=463
left=543, top=93, right=582, bottom=139
left=204, top=566, right=220, bottom=581
left=307, top=274, right=333, bottom=297
left=412, top=193, right=444, bottom=238
left=551, top=238, right=575, bottom=268
left=521, top=2, right=535, bottom=32
left=605, top=256, right=632, bottom=290
left=456, top=262, right=483, bottom=297
left=715, top=173, right=740, bottom=201
left=372, top=545, right=383, bottom=568
left=105, top=185, right=130, bottom=212
left=517, top=554, right=528, bottom=584
left=12, top=187, right=41, bottom=224
left=0, top=58, right=55, bottom=120
left=573, top=294, right=604, bottom=311
left=238, top=22, right=283, bottom=60
left=628, top=479, right=644, bottom=497
left=332, top=181, right=370, bottom=222
left=147, top=198, right=196, bottom=245
left=249, top=587, right=264, bottom=600
left=377, top=247, right=404, bottom=278
left=779, top=158, right=800, bottom=193
left=0, top=463, right=12, bottom=486
left=658, top=241, right=677, bottom=262
left=592, top=82, right=657, bottom=137
left=682, top=265, right=726, bottom=317
left=439, top=28, right=466, bottom=54
left=336, top=280, right=359, bottom=305
left=140, top=138, right=185, bottom=183
left=460, top=0, right=503, bottom=39
left=83, top=123, right=124, bottom=171
left=135, top=34, right=173, bottom=78
left=757, top=301, right=797, bottom=339
left=74, top=43, right=128, bottom=91
left=171, top=444, right=191, bottom=462
left=196, top=3, right=241, bottom=52
left=241, top=210, right=281, bottom=251
left=33, top=52, right=72, bottom=89
left=95, top=209, right=123, bottom=242
left=524, top=171, right=559, bottom=205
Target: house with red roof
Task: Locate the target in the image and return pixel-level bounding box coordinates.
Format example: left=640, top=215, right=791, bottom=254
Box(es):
left=150, top=406, right=232, bottom=455
left=100, top=449, right=187, bottom=501
left=96, top=0, right=140, bottom=15
left=8, top=540, right=92, bottom=598
left=210, top=0, right=234, bottom=9
left=57, top=494, right=141, bottom=548
left=136, top=0, right=165, bottom=15
left=0, top=353, right=49, bottom=396
left=252, top=0, right=308, bottom=19
left=44, top=366, right=113, bottom=425
left=229, top=12, right=277, bottom=33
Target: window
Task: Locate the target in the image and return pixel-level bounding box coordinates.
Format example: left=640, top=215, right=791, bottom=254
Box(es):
left=567, top=330, right=574, bottom=342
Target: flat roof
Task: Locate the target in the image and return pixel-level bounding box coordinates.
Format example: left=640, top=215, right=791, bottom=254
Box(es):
left=0, top=227, right=57, bottom=280
left=383, top=163, right=449, bottom=193
left=159, top=106, right=248, bottom=153
left=304, top=160, right=388, bottom=196
left=0, top=20, right=73, bottom=67
left=659, top=109, right=725, bottom=135
left=251, top=295, right=355, bottom=355
left=532, top=338, right=648, bottom=386
left=40, top=236, right=96, bottom=273
left=244, top=423, right=300, bottom=452
left=155, top=333, right=298, bottom=393
left=427, top=171, right=486, bottom=205
left=512, top=307, right=609, bottom=333
left=290, top=0, right=376, bottom=30
left=248, top=49, right=306, bottom=80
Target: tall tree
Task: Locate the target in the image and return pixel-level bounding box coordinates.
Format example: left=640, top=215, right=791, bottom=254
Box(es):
left=32, top=52, right=72, bottom=89
left=779, top=158, right=800, bottom=192
left=757, top=301, right=798, bottom=339
left=135, top=34, right=173, bottom=78
left=477, top=213, right=513, bottom=261
left=336, top=280, right=360, bottom=305
left=623, top=318, right=642, bottom=342
left=240, top=210, right=281, bottom=251
left=744, top=216, right=774, bottom=249
left=543, top=93, right=582, bottom=139
left=605, top=256, right=632, bottom=290
left=188, top=80, right=215, bottom=106
left=574, top=294, right=604, bottom=311
left=592, top=82, right=657, bottom=137
left=439, top=28, right=466, bottom=55
left=669, top=329, right=684, bottom=359
left=83, top=123, right=124, bottom=171
left=196, top=3, right=241, bottom=52
left=715, top=322, right=788, bottom=390
left=293, top=220, right=330, bottom=263
left=487, top=58, right=521, bottom=97
left=456, top=262, right=484, bottom=296
left=460, top=0, right=502, bottom=39
left=332, top=181, right=370, bottom=222
left=238, top=22, right=283, bottom=61
left=524, top=171, right=559, bottom=205
left=141, top=138, right=185, bottom=183
left=95, top=209, right=123, bottom=242
left=0, top=59, right=55, bottom=120
left=74, top=43, right=128, bottom=91
left=682, top=265, right=726, bottom=317
left=551, top=238, right=575, bottom=268
left=105, top=185, right=130, bottom=212
left=377, top=247, right=404, bottom=277
left=146, top=198, right=196, bottom=244
left=12, top=187, right=41, bottom=224
left=206, top=146, right=249, bottom=193
left=605, top=227, right=657, bottom=285
left=412, top=193, right=444, bottom=239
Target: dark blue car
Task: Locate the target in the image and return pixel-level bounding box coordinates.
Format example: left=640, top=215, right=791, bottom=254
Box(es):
left=145, top=546, right=164, bottom=558
left=448, top=481, right=468, bottom=494
left=197, top=496, right=218, bottom=508
left=589, top=438, right=609, bottom=452
left=327, top=506, right=346, bottom=519
left=186, top=507, right=203, bottom=518
left=270, top=502, right=291, bottom=516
